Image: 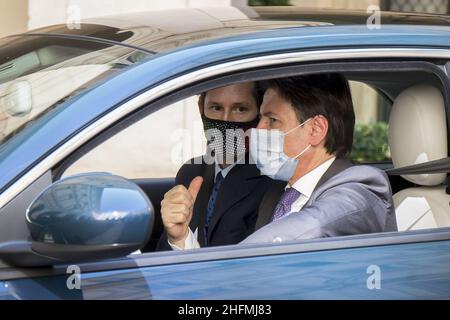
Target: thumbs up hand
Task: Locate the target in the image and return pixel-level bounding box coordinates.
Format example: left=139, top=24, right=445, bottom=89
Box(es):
left=161, top=177, right=203, bottom=249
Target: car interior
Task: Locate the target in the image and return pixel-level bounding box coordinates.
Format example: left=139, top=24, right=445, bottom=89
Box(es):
left=389, top=84, right=450, bottom=230
left=47, top=63, right=450, bottom=254
left=347, top=71, right=449, bottom=231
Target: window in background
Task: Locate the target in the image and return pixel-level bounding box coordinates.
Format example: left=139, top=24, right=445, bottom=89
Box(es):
left=349, top=81, right=392, bottom=163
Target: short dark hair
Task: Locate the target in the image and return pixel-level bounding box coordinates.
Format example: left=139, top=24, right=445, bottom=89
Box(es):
left=198, top=82, right=264, bottom=114
left=261, top=74, right=355, bottom=159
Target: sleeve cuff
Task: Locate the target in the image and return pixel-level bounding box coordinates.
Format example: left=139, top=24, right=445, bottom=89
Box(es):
left=168, top=228, right=200, bottom=250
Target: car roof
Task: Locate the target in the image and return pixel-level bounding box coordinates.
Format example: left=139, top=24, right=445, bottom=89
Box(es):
left=24, top=6, right=450, bottom=54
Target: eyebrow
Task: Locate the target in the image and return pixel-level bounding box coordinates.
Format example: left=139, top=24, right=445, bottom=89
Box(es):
left=231, top=102, right=250, bottom=107
left=261, top=111, right=278, bottom=117
left=207, top=102, right=251, bottom=107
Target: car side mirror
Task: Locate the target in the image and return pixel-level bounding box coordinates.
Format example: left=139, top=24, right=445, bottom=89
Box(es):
left=22, top=173, right=154, bottom=265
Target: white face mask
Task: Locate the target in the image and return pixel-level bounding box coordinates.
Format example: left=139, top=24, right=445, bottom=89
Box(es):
left=250, top=118, right=312, bottom=181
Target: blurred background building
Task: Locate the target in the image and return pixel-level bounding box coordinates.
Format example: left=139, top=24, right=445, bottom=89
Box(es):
left=1, top=0, right=449, bottom=38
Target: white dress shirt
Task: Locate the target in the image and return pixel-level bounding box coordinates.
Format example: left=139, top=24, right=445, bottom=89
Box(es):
left=287, top=157, right=336, bottom=216
left=168, top=161, right=237, bottom=250
left=170, top=156, right=336, bottom=250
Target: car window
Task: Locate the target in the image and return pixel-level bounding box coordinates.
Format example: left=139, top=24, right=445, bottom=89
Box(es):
left=63, top=96, right=206, bottom=179
left=349, top=81, right=392, bottom=163
left=65, top=81, right=393, bottom=179
left=62, top=74, right=448, bottom=247
left=0, top=35, right=151, bottom=146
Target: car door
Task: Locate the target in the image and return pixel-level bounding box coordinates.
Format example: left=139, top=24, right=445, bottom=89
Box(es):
left=133, top=178, right=175, bottom=251
left=2, top=229, right=450, bottom=300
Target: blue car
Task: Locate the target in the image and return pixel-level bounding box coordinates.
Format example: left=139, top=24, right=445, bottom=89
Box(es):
left=0, top=6, right=450, bottom=300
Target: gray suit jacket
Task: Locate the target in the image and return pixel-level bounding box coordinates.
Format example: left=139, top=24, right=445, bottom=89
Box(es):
left=241, top=159, right=397, bottom=244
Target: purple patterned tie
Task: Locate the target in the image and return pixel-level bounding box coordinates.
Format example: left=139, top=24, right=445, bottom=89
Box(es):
left=271, top=188, right=301, bottom=222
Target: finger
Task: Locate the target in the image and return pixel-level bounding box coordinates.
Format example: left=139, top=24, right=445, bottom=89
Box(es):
left=165, top=221, right=182, bottom=230
left=161, top=203, right=190, bottom=219
left=188, top=176, right=203, bottom=203
left=165, top=213, right=189, bottom=224
left=164, top=185, right=188, bottom=198
left=167, top=191, right=194, bottom=207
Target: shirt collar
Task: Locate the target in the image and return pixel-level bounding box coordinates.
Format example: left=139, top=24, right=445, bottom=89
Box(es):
left=289, top=157, right=336, bottom=198
left=214, top=154, right=245, bottom=181
left=214, top=162, right=237, bottom=180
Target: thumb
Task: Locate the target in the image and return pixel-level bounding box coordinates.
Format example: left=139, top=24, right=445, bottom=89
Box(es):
left=188, top=176, right=203, bottom=203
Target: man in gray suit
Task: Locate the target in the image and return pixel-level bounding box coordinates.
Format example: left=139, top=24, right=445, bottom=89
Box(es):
left=243, top=74, right=397, bottom=244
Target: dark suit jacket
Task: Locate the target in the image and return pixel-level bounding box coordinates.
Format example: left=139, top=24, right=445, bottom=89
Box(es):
left=156, top=156, right=274, bottom=250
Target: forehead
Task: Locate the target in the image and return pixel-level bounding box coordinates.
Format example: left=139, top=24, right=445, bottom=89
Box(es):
left=261, top=88, right=291, bottom=114
left=205, top=83, right=254, bottom=102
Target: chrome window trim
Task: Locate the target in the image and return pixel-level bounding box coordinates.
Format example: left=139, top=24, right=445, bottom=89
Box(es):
left=1, top=47, right=450, bottom=208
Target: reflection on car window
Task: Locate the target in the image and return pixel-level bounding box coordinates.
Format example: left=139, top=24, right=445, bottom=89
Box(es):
left=0, top=35, right=151, bottom=145
left=64, top=96, right=206, bottom=179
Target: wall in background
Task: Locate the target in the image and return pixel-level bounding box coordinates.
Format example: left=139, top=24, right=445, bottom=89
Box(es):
left=0, top=0, right=247, bottom=37
left=0, top=0, right=28, bottom=38
left=28, top=0, right=244, bottom=30
left=291, top=0, right=380, bottom=10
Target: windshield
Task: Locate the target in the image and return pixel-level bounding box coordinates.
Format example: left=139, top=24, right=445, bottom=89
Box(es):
left=0, top=35, right=151, bottom=145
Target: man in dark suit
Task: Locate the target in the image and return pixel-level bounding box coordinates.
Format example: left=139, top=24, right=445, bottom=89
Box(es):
left=157, top=82, right=273, bottom=250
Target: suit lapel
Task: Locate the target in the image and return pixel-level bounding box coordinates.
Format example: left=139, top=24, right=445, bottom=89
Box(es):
left=191, top=163, right=215, bottom=247
left=314, top=158, right=353, bottom=193
left=254, top=181, right=286, bottom=230
left=207, top=164, right=262, bottom=242
left=255, top=158, right=354, bottom=230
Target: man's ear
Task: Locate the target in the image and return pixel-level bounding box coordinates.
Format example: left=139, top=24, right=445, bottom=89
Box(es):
left=309, top=115, right=328, bottom=146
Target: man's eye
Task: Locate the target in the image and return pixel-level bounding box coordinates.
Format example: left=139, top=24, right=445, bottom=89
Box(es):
left=209, top=105, right=222, bottom=112
left=234, top=106, right=248, bottom=113
left=269, top=117, right=278, bottom=124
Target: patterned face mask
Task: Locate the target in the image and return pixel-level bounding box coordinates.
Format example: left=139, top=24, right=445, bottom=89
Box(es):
left=202, top=115, right=259, bottom=164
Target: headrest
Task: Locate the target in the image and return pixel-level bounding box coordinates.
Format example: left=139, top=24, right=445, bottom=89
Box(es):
left=389, top=85, right=448, bottom=186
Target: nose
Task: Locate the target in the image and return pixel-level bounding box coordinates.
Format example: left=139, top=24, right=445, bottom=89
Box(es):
left=220, top=109, right=231, bottom=122
left=256, top=117, right=267, bottom=129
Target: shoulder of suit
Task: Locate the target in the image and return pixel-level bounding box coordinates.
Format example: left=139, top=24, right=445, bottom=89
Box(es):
left=229, top=163, right=274, bottom=183
left=182, top=156, right=206, bottom=166
left=349, top=164, right=388, bottom=177
left=318, top=164, right=389, bottom=189
left=176, top=156, right=208, bottom=185
left=313, top=164, right=393, bottom=209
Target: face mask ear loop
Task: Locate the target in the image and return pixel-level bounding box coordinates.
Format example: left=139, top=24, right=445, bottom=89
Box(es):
left=285, top=118, right=312, bottom=136
left=284, top=118, right=312, bottom=159
left=293, top=144, right=312, bottom=159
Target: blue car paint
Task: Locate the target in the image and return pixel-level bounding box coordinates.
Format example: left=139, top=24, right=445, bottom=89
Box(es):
left=1, top=25, right=450, bottom=191
left=1, top=21, right=450, bottom=300
left=1, top=239, right=450, bottom=299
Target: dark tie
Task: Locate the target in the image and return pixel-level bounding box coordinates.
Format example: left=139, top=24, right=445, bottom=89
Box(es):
left=204, top=172, right=224, bottom=245
left=271, top=187, right=301, bottom=222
